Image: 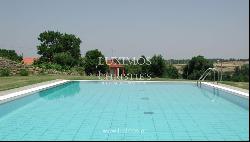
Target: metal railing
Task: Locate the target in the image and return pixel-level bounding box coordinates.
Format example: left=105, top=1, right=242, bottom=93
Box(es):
left=197, top=68, right=220, bottom=87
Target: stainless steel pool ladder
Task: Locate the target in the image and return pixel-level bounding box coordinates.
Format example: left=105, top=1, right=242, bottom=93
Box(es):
left=197, top=68, right=220, bottom=87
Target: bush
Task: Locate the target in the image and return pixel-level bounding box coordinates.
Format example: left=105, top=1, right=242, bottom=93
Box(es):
left=222, top=72, right=233, bottom=81
left=71, top=67, right=85, bottom=75
left=19, top=69, right=29, bottom=76
left=35, top=63, right=64, bottom=71
left=0, top=68, right=11, bottom=76
left=38, top=69, right=47, bottom=75
left=231, top=64, right=249, bottom=82
left=164, top=65, right=179, bottom=79
left=124, top=65, right=142, bottom=76
left=0, top=49, right=23, bottom=62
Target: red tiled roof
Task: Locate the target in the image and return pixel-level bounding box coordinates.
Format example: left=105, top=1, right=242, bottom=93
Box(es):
left=22, top=57, right=38, bottom=65
left=107, top=60, right=124, bottom=68
left=109, top=64, right=124, bottom=68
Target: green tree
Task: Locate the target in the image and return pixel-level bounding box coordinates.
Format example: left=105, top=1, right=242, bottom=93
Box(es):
left=222, top=71, right=233, bottom=81
left=139, top=55, right=151, bottom=75
left=164, top=65, right=179, bottom=79
left=0, top=49, right=22, bottom=62
left=124, top=55, right=150, bottom=76
left=53, top=52, right=77, bottom=68
left=84, top=49, right=108, bottom=75
left=124, top=64, right=142, bottom=76
left=149, top=55, right=166, bottom=77
left=232, top=64, right=249, bottom=82
left=182, top=55, right=213, bottom=80
left=241, top=64, right=249, bottom=81
left=36, top=31, right=81, bottom=67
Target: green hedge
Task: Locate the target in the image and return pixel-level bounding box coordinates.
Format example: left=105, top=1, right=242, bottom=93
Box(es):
left=19, top=69, right=29, bottom=76
left=0, top=68, right=11, bottom=77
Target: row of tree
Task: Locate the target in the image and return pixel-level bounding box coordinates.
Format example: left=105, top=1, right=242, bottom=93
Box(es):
left=123, top=55, right=179, bottom=79
left=33, top=31, right=250, bottom=81
left=33, top=31, right=181, bottom=78
left=1, top=31, right=248, bottom=81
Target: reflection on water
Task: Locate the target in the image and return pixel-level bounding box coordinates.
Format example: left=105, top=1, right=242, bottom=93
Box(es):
left=200, top=86, right=219, bottom=102
left=39, top=82, right=80, bottom=100
left=199, top=85, right=249, bottom=110
left=0, top=92, right=40, bottom=118
left=0, top=82, right=80, bottom=118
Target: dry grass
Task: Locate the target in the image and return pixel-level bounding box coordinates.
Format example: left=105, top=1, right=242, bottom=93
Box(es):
left=173, top=61, right=249, bottom=72
left=220, top=81, right=249, bottom=90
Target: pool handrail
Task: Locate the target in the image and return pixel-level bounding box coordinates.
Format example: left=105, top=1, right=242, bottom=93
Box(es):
left=197, top=68, right=220, bottom=87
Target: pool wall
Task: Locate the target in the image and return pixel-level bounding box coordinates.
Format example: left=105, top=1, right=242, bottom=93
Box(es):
left=0, top=80, right=69, bottom=104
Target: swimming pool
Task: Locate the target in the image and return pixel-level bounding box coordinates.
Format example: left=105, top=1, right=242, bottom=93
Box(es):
left=0, top=81, right=249, bottom=140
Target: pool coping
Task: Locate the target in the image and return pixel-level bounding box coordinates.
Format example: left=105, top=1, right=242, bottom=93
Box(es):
left=0, top=80, right=248, bottom=104
left=70, top=80, right=197, bottom=83
left=0, top=80, right=69, bottom=104
left=201, top=82, right=249, bottom=99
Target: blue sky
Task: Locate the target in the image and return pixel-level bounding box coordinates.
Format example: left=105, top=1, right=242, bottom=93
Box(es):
left=0, top=0, right=249, bottom=59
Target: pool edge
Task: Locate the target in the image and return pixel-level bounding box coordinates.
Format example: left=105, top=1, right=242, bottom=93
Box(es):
left=0, top=80, right=248, bottom=105
left=202, top=82, right=249, bottom=99
left=0, top=80, right=70, bottom=104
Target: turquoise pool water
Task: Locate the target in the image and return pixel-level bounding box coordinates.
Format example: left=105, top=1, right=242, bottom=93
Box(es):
left=0, top=81, right=249, bottom=140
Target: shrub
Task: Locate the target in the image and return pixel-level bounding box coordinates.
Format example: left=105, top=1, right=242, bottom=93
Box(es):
left=231, top=65, right=249, bottom=82
left=0, top=68, right=11, bottom=77
left=0, top=49, right=23, bottom=62
left=164, top=65, right=179, bottom=79
left=71, top=67, right=85, bottom=75
left=38, top=69, right=47, bottom=75
left=19, top=69, right=29, bottom=76
left=221, top=72, right=232, bottom=81
left=35, top=63, right=63, bottom=71
left=124, top=64, right=142, bottom=76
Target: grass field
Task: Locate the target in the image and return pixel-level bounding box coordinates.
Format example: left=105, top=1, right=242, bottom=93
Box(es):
left=219, top=81, right=249, bottom=90
left=0, top=75, right=248, bottom=91
left=0, top=75, right=99, bottom=91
